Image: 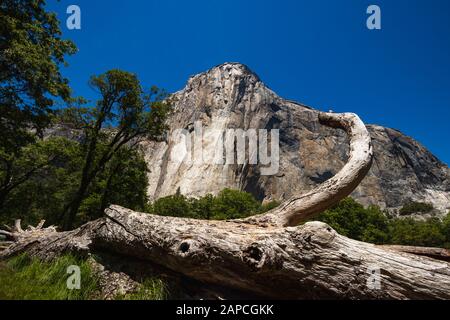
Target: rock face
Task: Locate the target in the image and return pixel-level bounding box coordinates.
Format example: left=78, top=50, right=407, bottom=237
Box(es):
left=141, top=63, right=450, bottom=215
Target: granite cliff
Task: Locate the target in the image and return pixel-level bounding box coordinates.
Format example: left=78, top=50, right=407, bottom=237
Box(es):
left=141, top=63, right=450, bottom=215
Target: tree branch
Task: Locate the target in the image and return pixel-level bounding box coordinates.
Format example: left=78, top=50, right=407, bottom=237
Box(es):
left=247, top=112, right=373, bottom=227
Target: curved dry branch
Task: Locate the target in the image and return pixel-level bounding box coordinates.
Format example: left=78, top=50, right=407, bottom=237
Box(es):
left=247, top=111, right=373, bottom=227
left=14, top=219, right=23, bottom=233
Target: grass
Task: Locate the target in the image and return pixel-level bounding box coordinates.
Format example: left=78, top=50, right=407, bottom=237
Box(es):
left=115, top=278, right=168, bottom=300
left=0, top=254, right=99, bottom=300
left=0, top=253, right=169, bottom=300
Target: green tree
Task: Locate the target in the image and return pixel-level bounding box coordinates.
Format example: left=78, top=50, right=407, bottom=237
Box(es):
left=443, top=212, right=450, bottom=248
left=0, top=137, right=83, bottom=226
left=316, top=198, right=449, bottom=248
left=0, top=0, right=76, bottom=207
left=148, top=189, right=277, bottom=220
left=316, top=198, right=389, bottom=244
left=190, top=194, right=214, bottom=220
left=150, top=193, right=193, bottom=218
left=0, top=136, right=151, bottom=228
left=399, top=202, right=434, bottom=215
left=61, top=70, right=170, bottom=229
left=388, top=218, right=446, bottom=247
left=211, top=188, right=260, bottom=219
left=76, top=146, right=149, bottom=225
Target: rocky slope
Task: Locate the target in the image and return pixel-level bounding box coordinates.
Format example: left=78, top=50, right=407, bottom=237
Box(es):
left=141, top=63, right=450, bottom=215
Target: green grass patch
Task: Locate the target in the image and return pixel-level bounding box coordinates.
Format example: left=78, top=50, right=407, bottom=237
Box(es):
left=0, top=253, right=170, bottom=300
left=115, top=278, right=168, bottom=300
left=0, top=254, right=99, bottom=300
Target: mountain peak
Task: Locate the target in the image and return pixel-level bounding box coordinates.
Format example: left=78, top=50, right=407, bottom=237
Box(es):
left=206, top=62, right=259, bottom=78
left=185, top=62, right=262, bottom=90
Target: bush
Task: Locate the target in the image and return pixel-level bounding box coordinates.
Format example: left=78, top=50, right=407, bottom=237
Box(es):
left=317, top=198, right=449, bottom=248
left=150, top=193, right=194, bottom=218
left=399, top=202, right=434, bottom=215
left=388, top=217, right=446, bottom=247
left=212, top=189, right=261, bottom=219
left=148, top=188, right=279, bottom=220
left=443, top=212, right=450, bottom=247
left=316, top=198, right=389, bottom=244
left=189, top=194, right=215, bottom=220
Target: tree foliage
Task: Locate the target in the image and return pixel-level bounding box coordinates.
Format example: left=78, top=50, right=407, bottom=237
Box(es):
left=388, top=217, right=446, bottom=247
left=317, top=198, right=450, bottom=248
left=316, top=198, right=390, bottom=244
left=0, top=136, right=150, bottom=228
left=149, top=194, right=450, bottom=248
left=148, top=188, right=278, bottom=220
left=0, top=0, right=77, bottom=138
left=0, top=2, right=169, bottom=230
left=0, top=0, right=76, bottom=208
left=399, top=201, right=434, bottom=215
left=58, top=70, right=170, bottom=229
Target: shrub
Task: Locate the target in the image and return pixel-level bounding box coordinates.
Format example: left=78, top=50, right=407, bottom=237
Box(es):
left=399, top=202, right=434, bottom=215
left=148, top=188, right=279, bottom=220
left=211, top=189, right=260, bottom=219
left=150, top=193, right=194, bottom=218
left=316, top=198, right=389, bottom=244
left=388, top=217, right=446, bottom=247
left=317, top=198, right=449, bottom=248
left=443, top=212, right=450, bottom=247
left=190, top=194, right=215, bottom=220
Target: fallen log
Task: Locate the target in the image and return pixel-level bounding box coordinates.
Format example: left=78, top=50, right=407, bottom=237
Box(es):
left=380, top=245, right=450, bottom=262
left=1, top=206, right=449, bottom=299
left=1, top=112, right=449, bottom=299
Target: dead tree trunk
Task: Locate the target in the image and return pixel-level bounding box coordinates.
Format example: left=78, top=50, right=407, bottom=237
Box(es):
left=1, top=112, right=449, bottom=299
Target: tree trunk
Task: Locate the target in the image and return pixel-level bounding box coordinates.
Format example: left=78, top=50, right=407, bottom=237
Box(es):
left=1, top=112, right=449, bottom=299
left=62, top=184, right=88, bottom=230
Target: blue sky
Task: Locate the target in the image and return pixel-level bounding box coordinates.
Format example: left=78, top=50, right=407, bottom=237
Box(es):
left=48, top=0, right=450, bottom=164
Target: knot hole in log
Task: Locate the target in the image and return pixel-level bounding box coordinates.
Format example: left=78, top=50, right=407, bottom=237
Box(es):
left=243, top=244, right=265, bottom=271
left=179, top=242, right=190, bottom=253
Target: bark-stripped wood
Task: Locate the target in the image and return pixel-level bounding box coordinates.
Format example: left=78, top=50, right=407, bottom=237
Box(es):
left=1, top=111, right=449, bottom=299
left=246, top=112, right=373, bottom=227
left=1, top=206, right=449, bottom=299
left=381, top=245, right=450, bottom=262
